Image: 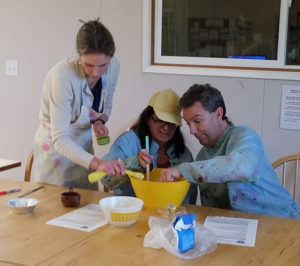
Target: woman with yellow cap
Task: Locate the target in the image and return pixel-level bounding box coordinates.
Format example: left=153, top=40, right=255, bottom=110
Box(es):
left=101, top=88, right=197, bottom=204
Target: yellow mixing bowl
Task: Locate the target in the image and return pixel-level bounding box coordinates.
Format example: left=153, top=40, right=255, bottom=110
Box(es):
left=128, top=168, right=190, bottom=210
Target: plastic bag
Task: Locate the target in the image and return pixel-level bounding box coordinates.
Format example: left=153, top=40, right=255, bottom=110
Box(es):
left=143, top=216, right=217, bottom=259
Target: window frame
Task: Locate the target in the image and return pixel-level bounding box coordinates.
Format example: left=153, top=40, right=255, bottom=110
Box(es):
left=143, top=0, right=300, bottom=80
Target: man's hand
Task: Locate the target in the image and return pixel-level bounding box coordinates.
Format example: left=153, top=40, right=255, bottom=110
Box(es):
left=158, top=166, right=182, bottom=182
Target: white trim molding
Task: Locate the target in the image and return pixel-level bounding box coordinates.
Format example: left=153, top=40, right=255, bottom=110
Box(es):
left=143, top=0, right=300, bottom=80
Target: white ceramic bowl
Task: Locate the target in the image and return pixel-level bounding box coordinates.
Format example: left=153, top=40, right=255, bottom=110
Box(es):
left=6, top=198, right=39, bottom=214
left=99, top=196, right=143, bottom=227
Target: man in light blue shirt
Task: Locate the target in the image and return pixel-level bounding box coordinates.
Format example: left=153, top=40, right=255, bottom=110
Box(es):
left=159, top=84, right=300, bottom=219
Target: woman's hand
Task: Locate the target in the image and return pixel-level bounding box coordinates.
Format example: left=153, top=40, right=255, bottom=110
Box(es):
left=89, top=157, right=124, bottom=175
left=93, top=120, right=109, bottom=137
left=137, top=149, right=153, bottom=168
left=158, top=166, right=182, bottom=182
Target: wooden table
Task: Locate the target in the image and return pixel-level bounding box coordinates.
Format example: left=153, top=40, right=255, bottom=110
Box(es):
left=0, top=178, right=299, bottom=266
left=0, top=159, right=21, bottom=171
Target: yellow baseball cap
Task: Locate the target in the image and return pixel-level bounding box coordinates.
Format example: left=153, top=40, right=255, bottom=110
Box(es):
left=149, top=88, right=181, bottom=126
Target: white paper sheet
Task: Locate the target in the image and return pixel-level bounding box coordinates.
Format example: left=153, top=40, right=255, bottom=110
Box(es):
left=203, top=216, right=258, bottom=247
left=280, top=85, right=300, bottom=131
left=46, top=204, right=107, bottom=232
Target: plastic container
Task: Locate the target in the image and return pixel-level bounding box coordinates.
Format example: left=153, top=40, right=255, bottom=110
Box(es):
left=97, top=135, right=110, bottom=145
left=157, top=204, right=187, bottom=221
left=128, top=168, right=190, bottom=210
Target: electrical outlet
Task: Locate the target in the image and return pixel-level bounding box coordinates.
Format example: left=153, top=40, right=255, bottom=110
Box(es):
left=6, top=60, right=18, bottom=76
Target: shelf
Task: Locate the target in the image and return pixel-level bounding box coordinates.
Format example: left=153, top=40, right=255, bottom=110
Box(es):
left=188, top=17, right=229, bottom=57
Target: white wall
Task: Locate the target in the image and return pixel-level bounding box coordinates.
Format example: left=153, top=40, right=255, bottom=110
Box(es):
left=1, top=0, right=300, bottom=186
left=0, top=0, right=100, bottom=178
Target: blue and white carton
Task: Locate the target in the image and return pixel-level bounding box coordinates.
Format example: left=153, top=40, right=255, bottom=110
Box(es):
left=172, top=213, right=196, bottom=253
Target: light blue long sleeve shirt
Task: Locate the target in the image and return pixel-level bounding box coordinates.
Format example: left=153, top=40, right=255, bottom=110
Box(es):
left=178, top=125, right=300, bottom=219
left=103, top=129, right=197, bottom=203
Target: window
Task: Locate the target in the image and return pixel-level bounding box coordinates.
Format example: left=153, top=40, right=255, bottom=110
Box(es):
left=287, top=0, right=300, bottom=65
left=143, top=0, right=300, bottom=80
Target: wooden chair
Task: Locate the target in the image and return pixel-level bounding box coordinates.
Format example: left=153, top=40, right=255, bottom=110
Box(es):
left=272, top=153, right=300, bottom=200
left=24, top=150, right=34, bottom=182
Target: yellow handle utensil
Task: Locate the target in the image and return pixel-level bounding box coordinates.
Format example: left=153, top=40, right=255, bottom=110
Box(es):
left=88, top=169, right=144, bottom=183
left=124, top=170, right=144, bottom=180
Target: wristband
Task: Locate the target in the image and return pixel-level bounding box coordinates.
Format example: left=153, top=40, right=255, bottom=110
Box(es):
left=91, top=118, right=106, bottom=124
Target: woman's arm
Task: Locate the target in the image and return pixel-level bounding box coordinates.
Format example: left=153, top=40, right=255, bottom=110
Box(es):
left=102, top=130, right=144, bottom=171
left=49, top=71, right=94, bottom=169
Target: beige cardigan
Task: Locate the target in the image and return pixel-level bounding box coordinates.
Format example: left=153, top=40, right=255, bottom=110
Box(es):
left=37, top=56, right=120, bottom=169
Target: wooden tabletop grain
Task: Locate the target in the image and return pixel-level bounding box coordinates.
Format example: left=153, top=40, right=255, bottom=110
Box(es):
left=0, top=178, right=299, bottom=266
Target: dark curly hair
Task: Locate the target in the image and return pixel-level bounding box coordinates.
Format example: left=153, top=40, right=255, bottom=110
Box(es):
left=180, top=83, right=232, bottom=125
left=131, top=106, right=185, bottom=157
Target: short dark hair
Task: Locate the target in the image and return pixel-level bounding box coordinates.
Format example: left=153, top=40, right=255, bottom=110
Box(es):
left=180, top=84, right=232, bottom=125
left=76, top=18, right=115, bottom=57
left=131, top=106, right=185, bottom=157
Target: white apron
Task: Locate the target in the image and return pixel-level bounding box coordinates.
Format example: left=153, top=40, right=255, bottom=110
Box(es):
left=33, top=75, right=107, bottom=190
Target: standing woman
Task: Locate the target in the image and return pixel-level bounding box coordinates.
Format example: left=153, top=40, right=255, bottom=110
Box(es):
left=32, top=19, right=124, bottom=189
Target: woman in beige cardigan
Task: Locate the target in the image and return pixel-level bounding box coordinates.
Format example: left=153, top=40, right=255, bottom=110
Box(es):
left=33, top=19, right=124, bottom=189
